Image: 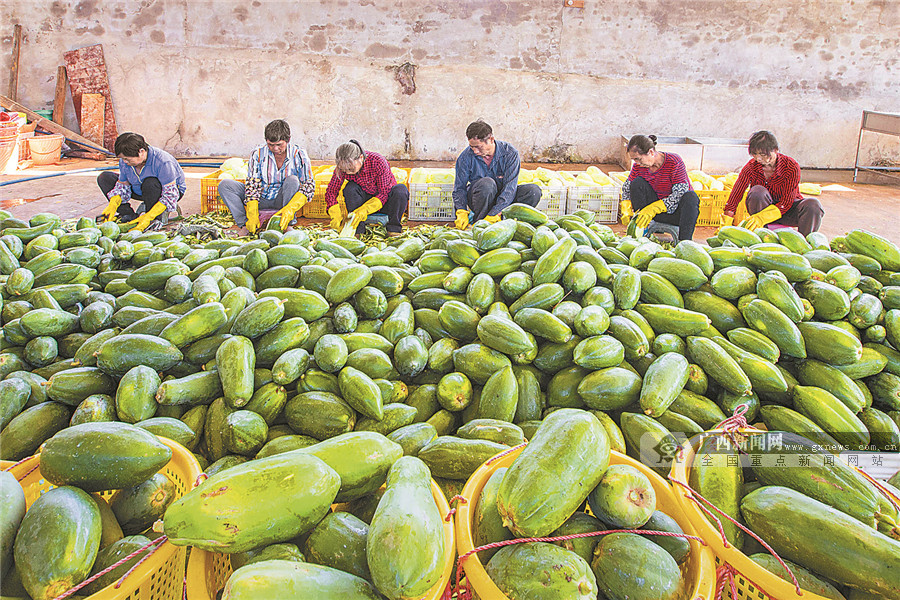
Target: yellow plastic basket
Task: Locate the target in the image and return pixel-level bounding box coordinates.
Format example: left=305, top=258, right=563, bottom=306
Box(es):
left=199, top=169, right=244, bottom=215
left=455, top=446, right=716, bottom=600
left=669, top=430, right=835, bottom=600
left=696, top=190, right=749, bottom=227
left=8, top=438, right=202, bottom=600
left=185, top=479, right=456, bottom=600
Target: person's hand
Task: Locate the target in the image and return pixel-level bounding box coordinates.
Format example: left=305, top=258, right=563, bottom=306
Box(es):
left=484, top=214, right=501, bottom=224
left=349, top=198, right=383, bottom=231
left=275, top=192, right=308, bottom=231
left=742, top=205, right=781, bottom=231
left=633, top=200, right=666, bottom=229
left=619, top=199, right=633, bottom=226
left=129, top=202, right=166, bottom=232
left=328, top=204, right=344, bottom=231
left=101, top=195, right=122, bottom=222
left=719, top=214, right=734, bottom=229
left=245, top=200, right=260, bottom=234
left=455, top=209, right=470, bottom=231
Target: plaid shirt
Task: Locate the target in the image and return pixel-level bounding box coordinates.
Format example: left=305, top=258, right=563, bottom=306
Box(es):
left=725, top=153, right=803, bottom=214
left=325, top=151, right=397, bottom=208
left=244, top=143, right=314, bottom=204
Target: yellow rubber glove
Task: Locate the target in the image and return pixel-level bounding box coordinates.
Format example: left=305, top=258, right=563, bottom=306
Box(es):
left=455, top=209, right=470, bottom=231
left=484, top=214, right=501, bottom=224
left=619, top=199, right=633, bottom=226
left=742, top=204, right=782, bottom=231
left=129, top=202, right=166, bottom=232
left=350, top=197, right=383, bottom=230
left=274, top=191, right=308, bottom=231
left=328, top=204, right=344, bottom=231
left=633, top=200, right=666, bottom=229
left=719, top=214, right=734, bottom=229
left=245, top=200, right=260, bottom=233
left=101, top=195, right=122, bottom=222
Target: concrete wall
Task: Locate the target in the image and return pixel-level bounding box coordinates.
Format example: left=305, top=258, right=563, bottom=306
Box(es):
left=2, top=0, right=898, bottom=168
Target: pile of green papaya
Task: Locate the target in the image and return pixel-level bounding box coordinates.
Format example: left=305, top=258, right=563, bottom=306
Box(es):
left=0, top=202, right=900, bottom=599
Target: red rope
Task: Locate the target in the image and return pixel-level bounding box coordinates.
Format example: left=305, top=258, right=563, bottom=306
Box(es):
left=671, top=473, right=800, bottom=597
left=194, top=473, right=208, bottom=488
left=452, top=528, right=705, bottom=600
left=485, top=442, right=528, bottom=466
left=444, top=494, right=467, bottom=522
left=4, top=455, right=35, bottom=471
left=715, top=563, right=740, bottom=600
left=51, top=535, right=168, bottom=600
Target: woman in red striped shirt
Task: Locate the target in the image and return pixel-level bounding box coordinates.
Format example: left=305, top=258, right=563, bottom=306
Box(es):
left=621, top=135, right=700, bottom=241
left=721, top=131, right=824, bottom=235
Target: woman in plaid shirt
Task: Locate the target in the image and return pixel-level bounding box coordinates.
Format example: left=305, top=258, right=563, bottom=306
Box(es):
left=325, top=140, right=409, bottom=237
left=722, top=131, right=824, bottom=235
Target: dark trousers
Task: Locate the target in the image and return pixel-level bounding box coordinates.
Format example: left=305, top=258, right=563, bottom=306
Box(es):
left=343, top=181, right=409, bottom=234
left=467, top=178, right=541, bottom=221
left=630, top=176, right=699, bottom=241
left=746, top=185, right=824, bottom=236
left=97, top=171, right=180, bottom=221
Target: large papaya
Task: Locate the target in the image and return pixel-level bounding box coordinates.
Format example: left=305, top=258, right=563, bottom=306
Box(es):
left=13, top=486, right=101, bottom=600
left=164, top=451, right=340, bottom=553
left=366, top=456, right=445, bottom=600
left=497, top=409, right=610, bottom=537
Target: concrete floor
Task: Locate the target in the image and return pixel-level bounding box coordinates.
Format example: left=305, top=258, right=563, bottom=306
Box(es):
left=2, top=158, right=899, bottom=243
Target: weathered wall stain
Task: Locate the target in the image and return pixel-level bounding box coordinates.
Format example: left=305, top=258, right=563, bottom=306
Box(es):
left=393, top=62, right=416, bottom=95
left=0, top=0, right=897, bottom=167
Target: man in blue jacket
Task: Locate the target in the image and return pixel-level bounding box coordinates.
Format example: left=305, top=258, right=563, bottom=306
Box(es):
left=452, top=120, right=541, bottom=230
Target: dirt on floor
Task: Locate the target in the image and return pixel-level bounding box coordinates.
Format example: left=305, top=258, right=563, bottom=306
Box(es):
left=2, top=158, right=899, bottom=243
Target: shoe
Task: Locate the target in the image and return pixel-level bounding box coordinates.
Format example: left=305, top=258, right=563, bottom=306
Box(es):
left=387, top=230, right=402, bottom=237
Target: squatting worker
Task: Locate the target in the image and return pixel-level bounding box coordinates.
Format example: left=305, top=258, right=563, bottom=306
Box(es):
left=721, top=130, right=824, bottom=235
left=217, top=119, right=314, bottom=234
left=621, top=134, right=700, bottom=241
left=452, top=120, right=541, bottom=230
left=97, top=132, right=186, bottom=232
left=326, top=140, right=409, bottom=237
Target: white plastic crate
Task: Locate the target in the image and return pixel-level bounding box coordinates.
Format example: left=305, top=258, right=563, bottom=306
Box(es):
left=566, top=184, right=622, bottom=223
left=409, top=182, right=455, bottom=221
left=536, top=186, right=567, bottom=220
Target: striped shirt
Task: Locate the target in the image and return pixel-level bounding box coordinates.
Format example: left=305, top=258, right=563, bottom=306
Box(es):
left=725, top=153, right=803, bottom=214
left=244, top=143, right=314, bottom=204
left=325, top=151, right=397, bottom=209
left=622, top=152, right=691, bottom=213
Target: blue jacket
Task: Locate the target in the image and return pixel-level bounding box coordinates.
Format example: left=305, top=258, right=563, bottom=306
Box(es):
left=452, top=140, right=522, bottom=215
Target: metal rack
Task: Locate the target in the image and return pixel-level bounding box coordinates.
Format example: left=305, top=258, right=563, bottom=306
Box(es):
left=854, top=110, right=900, bottom=182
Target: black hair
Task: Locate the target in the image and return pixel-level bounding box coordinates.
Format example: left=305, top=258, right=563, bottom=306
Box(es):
left=626, top=134, right=657, bottom=155
left=114, top=132, right=149, bottom=157
left=748, top=130, right=778, bottom=155
left=466, top=120, right=493, bottom=141
left=264, top=119, right=291, bottom=143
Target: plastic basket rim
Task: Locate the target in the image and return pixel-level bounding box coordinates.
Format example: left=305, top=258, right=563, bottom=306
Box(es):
left=455, top=446, right=716, bottom=600
left=9, top=437, right=201, bottom=600
left=669, top=429, right=835, bottom=600
left=185, top=479, right=455, bottom=600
